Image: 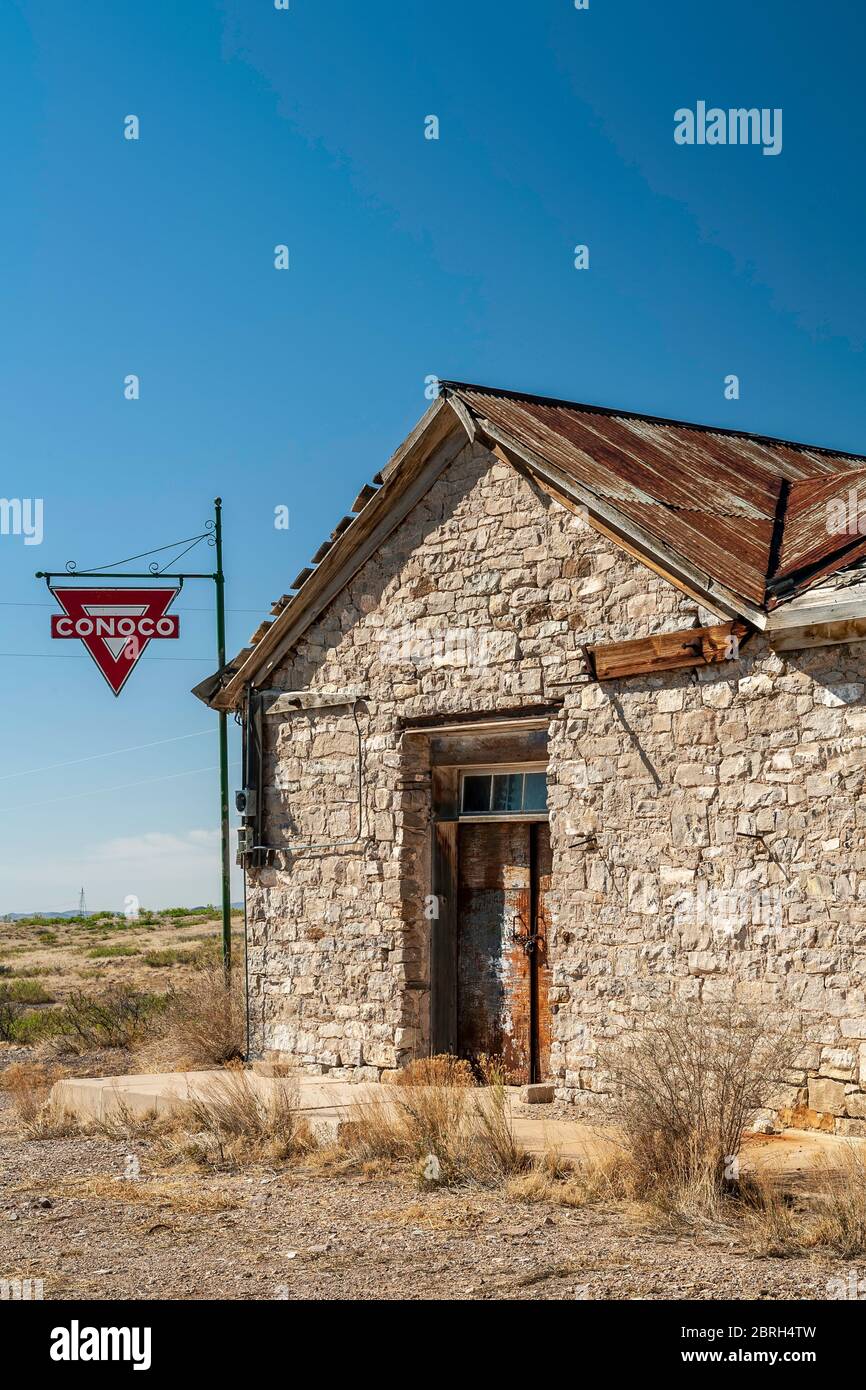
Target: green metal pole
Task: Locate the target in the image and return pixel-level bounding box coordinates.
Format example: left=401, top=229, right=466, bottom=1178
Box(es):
left=214, top=497, right=232, bottom=975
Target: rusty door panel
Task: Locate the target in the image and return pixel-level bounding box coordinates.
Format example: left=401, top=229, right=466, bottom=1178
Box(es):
left=457, top=822, right=532, bottom=1083
left=533, top=823, right=553, bottom=1082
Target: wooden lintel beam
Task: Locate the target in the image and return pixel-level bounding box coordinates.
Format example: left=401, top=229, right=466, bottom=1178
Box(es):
left=587, top=620, right=750, bottom=682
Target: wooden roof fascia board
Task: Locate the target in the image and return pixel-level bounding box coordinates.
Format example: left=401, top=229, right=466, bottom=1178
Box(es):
left=379, top=395, right=450, bottom=481
left=443, top=390, right=477, bottom=443
left=481, top=421, right=767, bottom=629
left=766, top=590, right=866, bottom=632
left=769, top=616, right=866, bottom=652
left=212, top=419, right=471, bottom=709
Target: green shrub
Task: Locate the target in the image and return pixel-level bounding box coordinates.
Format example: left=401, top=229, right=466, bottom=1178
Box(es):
left=142, top=948, right=198, bottom=968
left=12, top=1008, right=68, bottom=1043
left=4, top=979, right=54, bottom=1004
left=0, top=987, right=24, bottom=1041
left=60, top=985, right=163, bottom=1051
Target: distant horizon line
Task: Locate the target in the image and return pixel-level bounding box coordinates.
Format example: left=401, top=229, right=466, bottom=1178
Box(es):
left=1, top=902, right=244, bottom=920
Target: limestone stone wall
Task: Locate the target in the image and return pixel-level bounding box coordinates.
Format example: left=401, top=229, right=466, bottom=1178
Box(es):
left=246, top=437, right=866, bottom=1132
left=548, top=640, right=866, bottom=1135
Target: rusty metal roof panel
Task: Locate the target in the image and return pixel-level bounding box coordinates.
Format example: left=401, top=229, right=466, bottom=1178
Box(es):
left=610, top=501, right=773, bottom=605
left=457, top=388, right=782, bottom=518
left=445, top=382, right=866, bottom=609
left=776, top=469, right=866, bottom=582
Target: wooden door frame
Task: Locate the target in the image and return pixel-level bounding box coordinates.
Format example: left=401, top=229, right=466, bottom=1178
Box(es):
left=430, top=763, right=549, bottom=1064
left=528, top=821, right=543, bottom=1084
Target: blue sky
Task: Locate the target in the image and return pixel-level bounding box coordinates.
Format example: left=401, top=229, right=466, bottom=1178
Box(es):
left=1, top=0, right=864, bottom=910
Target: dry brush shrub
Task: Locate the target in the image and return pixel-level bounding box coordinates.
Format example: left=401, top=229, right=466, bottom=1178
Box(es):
left=345, top=1055, right=528, bottom=1186
left=136, top=962, right=245, bottom=1070
left=159, top=1070, right=310, bottom=1168
left=599, top=1001, right=800, bottom=1221
left=60, top=985, right=157, bottom=1052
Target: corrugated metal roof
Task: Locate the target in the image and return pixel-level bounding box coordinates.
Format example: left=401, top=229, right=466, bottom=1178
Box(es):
left=196, top=383, right=866, bottom=710
left=444, top=382, right=866, bottom=609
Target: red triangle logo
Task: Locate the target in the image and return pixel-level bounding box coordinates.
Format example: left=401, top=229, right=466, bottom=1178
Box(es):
left=50, top=587, right=181, bottom=695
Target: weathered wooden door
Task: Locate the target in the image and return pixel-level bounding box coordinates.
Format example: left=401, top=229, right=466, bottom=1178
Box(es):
left=456, top=821, right=551, bottom=1084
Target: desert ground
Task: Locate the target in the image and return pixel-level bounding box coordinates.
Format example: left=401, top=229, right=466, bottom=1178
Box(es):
left=0, top=906, right=243, bottom=1022
left=1, top=910, right=864, bottom=1302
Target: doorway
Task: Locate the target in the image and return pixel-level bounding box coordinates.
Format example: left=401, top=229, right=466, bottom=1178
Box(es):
left=456, top=819, right=551, bottom=1084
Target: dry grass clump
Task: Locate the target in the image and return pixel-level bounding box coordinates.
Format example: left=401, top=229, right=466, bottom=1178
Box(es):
left=0, top=1061, right=80, bottom=1138
left=600, top=1001, right=800, bottom=1223
left=801, top=1147, right=866, bottom=1258
left=736, top=1151, right=866, bottom=1260
left=345, top=1055, right=528, bottom=1186
left=136, top=962, right=245, bottom=1070
left=160, top=1071, right=310, bottom=1169
left=507, top=1147, right=634, bottom=1209
left=737, top=1173, right=804, bottom=1257
left=0, top=1062, right=171, bottom=1141
left=86, top=1099, right=169, bottom=1142
left=34, top=1174, right=238, bottom=1214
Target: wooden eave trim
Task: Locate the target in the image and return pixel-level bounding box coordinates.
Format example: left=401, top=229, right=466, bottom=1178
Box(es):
left=766, top=591, right=866, bottom=631
left=769, top=616, right=866, bottom=652
left=379, top=395, right=450, bottom=481
left=210, top=405, right=471, bottom=709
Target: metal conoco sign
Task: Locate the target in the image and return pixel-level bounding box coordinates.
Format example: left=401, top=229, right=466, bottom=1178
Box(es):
left=36, top=499, right=233, bottom=975
left=49, top=586, right=180, bottom=695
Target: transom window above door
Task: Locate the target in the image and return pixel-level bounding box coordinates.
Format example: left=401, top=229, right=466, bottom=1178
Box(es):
left=459, top=767, right=548, bottom=818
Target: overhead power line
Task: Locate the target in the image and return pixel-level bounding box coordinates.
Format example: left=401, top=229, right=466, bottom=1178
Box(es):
left=0, top=729, right=214, bottom=782
left=0, top=602, right=264, bottom=612
left=0, top=652, right=213, bottom=661
left=0, top=760, right=242, bottom=813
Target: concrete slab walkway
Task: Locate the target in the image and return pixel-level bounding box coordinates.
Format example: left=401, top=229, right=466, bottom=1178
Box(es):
left=50, top=1068, right=866, bottom=1176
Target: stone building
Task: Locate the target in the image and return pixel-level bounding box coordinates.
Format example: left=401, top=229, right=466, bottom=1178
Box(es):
left=195, top=382, right=866, bottom=1133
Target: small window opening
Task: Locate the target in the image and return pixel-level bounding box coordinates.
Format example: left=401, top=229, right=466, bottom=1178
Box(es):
left=459, top=769, right=548, bottom=817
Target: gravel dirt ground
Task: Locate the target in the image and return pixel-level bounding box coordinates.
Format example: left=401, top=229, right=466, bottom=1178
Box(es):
left=0, top=1082, right=854, bottom=1302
